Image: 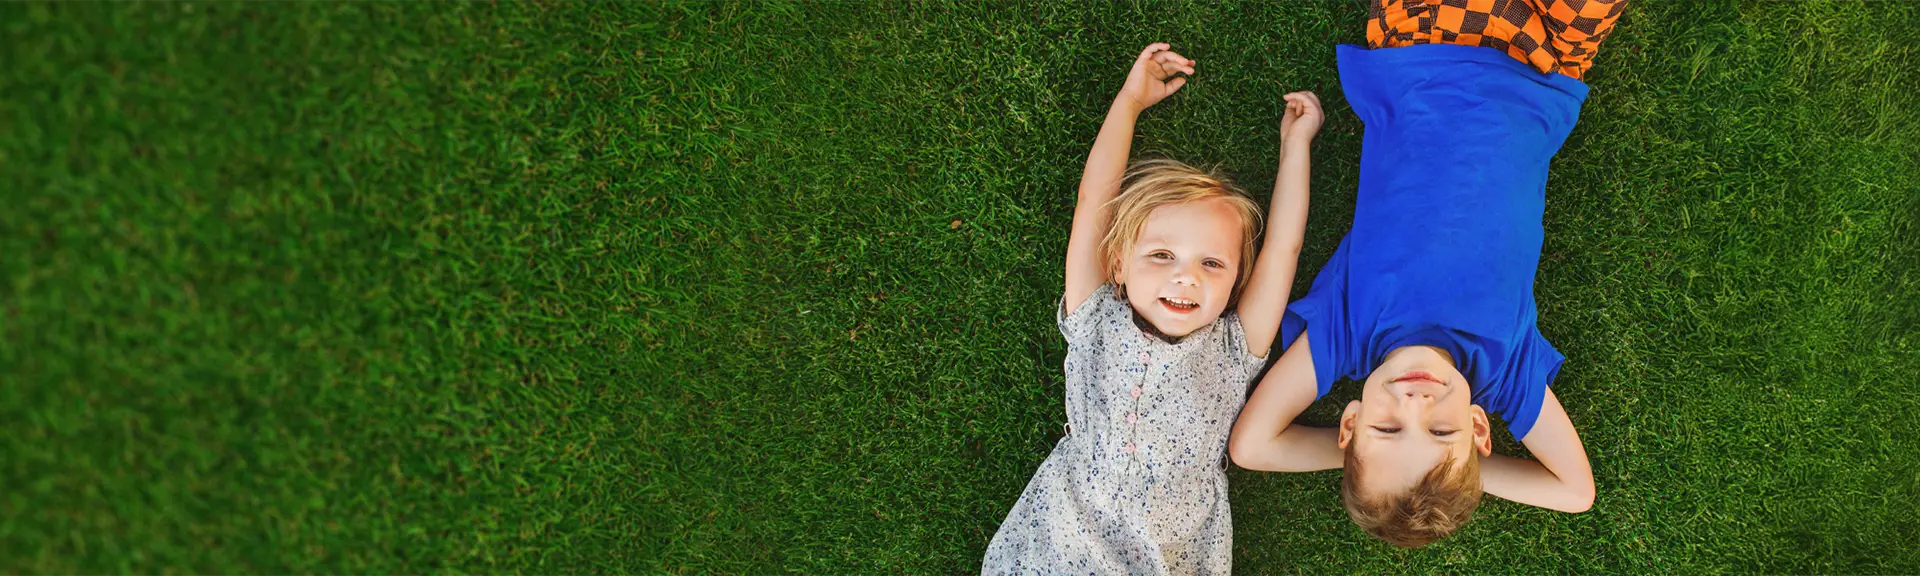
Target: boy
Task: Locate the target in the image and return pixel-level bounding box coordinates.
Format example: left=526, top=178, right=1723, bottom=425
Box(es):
left=1228, top=0, right=1626, bottom=547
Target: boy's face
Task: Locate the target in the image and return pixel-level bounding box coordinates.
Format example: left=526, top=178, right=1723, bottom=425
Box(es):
left=1338, top=345, right=1493, bottom=496
left=1119, top=198, right=1244, bottom=337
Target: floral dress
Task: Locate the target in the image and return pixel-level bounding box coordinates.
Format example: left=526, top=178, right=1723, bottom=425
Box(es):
left=983, top=284, right=1269, bottom=576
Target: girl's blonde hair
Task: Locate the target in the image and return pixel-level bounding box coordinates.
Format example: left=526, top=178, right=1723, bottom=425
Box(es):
left=1099, top=159, right=1263, bottom=305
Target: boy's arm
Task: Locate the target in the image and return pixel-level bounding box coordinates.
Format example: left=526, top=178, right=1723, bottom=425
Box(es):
left=1480, top=388, right=1596, bottom=513
left=1229, top=332, right=1343, bottom=471
left=1235, top=92, right=1322, bottom=357
left=1065, top=43, right=1195, bottom=313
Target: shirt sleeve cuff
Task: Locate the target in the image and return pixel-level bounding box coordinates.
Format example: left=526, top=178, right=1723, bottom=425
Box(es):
left=1058, top=283, right=1113, bottom=342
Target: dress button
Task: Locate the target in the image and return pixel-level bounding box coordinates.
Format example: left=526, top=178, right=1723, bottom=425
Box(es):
left=1131, top=387, right=1142, bottom=398
left=1138, top=351, right=1151, bottom=363
left=1127, top=412, right=1138, bottom=424
left=1124, top=442, right=1138, bottom=454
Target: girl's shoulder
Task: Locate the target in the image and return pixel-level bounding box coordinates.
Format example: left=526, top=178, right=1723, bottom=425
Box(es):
left=1059, top=283, right=1129, bottom=343
left=1206, top=309, right=1274, bottom=378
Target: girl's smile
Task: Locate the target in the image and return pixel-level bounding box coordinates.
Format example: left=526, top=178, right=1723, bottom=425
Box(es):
left=1159, top=296, right=1200, bottom=313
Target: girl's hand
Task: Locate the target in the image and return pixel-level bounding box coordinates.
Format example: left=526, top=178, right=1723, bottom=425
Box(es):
left=1116, top=43, right=1195, bottom=112
left=1279, top=91, right=1323, bottom=144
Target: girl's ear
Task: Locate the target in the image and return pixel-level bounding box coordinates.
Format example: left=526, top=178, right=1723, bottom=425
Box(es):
left=1337, top=400, right=1363, bottom=449
left=1470, top=405, right=1493, bottom=457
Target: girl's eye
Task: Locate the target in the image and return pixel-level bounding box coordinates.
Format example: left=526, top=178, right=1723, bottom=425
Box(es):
left=1431, top=429, right=1457, bottom=437
left=1150, top=252, right=1173, bottom=261
left=1373, top=427, right=1401, bottom=434
left=1203, top=259, right=1226, bottom=269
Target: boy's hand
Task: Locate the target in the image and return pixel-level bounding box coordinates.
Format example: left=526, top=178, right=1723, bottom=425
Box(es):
left=1117, top=43, right=1195, bottom=112
left=1279, top=91, right=1323, bottom=144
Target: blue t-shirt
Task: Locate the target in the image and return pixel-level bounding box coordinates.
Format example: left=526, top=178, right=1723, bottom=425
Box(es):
left=1278, top=44, right=1586, bottom=440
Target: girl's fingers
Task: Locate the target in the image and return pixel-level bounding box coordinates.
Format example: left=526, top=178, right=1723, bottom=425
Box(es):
left=1149, top=56, right=1194, bottom=77
left=1143, top=59, right=1166, bottom=79
left=1285, top=92, right=1320, bottom=115
left=1138, top=42, right=1171, bottom=61
left=1165, top=76, right=1188, bottom=95
left=1155, top=50, right=1195, bottom=67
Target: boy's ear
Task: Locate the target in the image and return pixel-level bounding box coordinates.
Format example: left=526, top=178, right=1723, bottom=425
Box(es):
left=1470, top=405, right=1493, bottom=457
left=1337, top=400, right=1362, bottom=449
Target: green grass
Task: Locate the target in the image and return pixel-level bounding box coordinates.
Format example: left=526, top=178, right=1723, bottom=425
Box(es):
left=3, top=1, right=1917, bottom=573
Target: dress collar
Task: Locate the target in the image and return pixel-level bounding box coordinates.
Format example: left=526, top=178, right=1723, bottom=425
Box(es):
left=1130, top=307, right=1215, bottom=350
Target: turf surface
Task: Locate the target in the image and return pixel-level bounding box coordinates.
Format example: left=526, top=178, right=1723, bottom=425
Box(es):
left=4, top=1, right=1918, bottom=573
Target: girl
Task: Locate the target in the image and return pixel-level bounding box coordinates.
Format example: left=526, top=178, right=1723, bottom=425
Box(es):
left=1229, top=0, right=1627, bottom=549
left=982, top=44, right=1322, bottom=574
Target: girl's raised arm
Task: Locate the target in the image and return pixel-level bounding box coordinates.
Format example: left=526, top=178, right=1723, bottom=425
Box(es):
left=1065, top=43, right=1194, bottom=312
left=1233, top=91, right=1321, bottom=357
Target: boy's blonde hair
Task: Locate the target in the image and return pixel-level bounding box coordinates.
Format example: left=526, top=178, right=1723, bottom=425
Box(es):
left=1341, top=447, right=1484, bottom=548
left=1099, top=159, right=1263, bottom=305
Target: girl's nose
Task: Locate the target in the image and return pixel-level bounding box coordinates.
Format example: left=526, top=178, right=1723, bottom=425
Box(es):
left=1172, top=265, right=1199, bottom=285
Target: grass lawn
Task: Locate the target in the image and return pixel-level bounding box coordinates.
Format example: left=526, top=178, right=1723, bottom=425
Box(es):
left=4, top=1, right=1918, bottom=573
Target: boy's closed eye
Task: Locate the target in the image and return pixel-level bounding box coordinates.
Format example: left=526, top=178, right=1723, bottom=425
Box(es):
left=1371, top=426, right=1458, bottom=438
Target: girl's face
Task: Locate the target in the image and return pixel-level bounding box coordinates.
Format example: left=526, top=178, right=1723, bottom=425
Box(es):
left=1118, top=198, right=1245, bottom=337
left=1338, top=346, right=1493, bottom=496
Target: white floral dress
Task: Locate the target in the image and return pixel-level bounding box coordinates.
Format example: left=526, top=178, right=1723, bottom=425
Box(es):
left=984, top=283, right=1270, bottom=576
